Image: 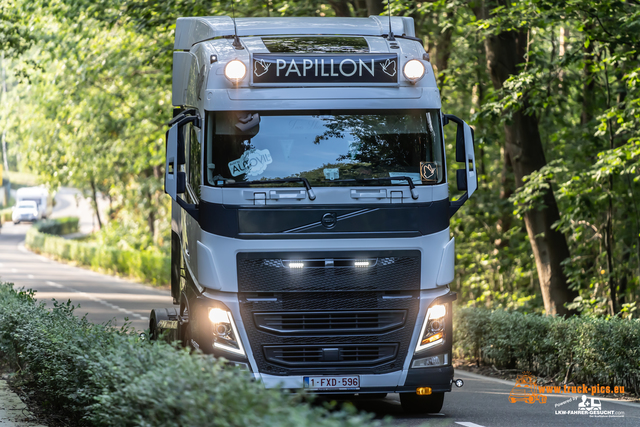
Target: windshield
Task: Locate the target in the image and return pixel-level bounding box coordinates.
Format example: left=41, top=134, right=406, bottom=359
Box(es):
left=204, top=110, right=444, bottom=187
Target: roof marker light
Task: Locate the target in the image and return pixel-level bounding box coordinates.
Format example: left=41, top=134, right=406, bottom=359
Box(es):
left=403, top=59, right=425, bottom=83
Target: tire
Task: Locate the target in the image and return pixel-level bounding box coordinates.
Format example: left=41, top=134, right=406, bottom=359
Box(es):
left=149, top=307, right=178, bottom=342
left=400, top=392, right=445, bottom=414
left=149, top=310, right=160, bottom=341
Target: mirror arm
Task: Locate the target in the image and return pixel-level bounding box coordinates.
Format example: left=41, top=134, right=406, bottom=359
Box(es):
left=176, top=197, right=199, bottom=222
left=449, top=192, right=468, bottom=217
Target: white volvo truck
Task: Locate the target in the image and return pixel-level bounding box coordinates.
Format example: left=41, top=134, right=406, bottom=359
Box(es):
left=152, top=15, right=477, bottom=414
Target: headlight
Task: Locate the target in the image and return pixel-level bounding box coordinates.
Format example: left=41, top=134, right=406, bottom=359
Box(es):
left=415, top=303, right=446, bottom=352
left=208, top=307, right=245, bottom=356
left=224, top=60, right=246, bottom=83
left=403, top=59, right=425, bottom=83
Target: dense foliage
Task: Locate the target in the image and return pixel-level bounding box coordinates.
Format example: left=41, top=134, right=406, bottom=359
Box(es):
left=0, top=283, right=384, bottom=426
left=454, top=307, right=640, bottom=395
left=26, top=218, right=169, bottom=286
left=33, top=216, right=79, bottom=235
left=1, top=0, right=638, bottom=314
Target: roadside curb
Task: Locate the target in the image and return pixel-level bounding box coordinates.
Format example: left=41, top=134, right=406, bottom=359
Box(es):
left=0, top=380, right=46, bottom=427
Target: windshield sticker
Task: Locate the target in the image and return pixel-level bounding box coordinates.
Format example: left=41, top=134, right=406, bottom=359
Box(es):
left=228, top=149, right=273, bottom=177
left=323, top=168, right=340, bottom=180
left=389, top=172, right=421, bottom=185
left=420, top=162, right=438, bottom=182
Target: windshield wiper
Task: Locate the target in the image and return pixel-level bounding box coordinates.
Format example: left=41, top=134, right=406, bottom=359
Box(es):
left=223, top=177, right=316, bottom=200
left=331, top=177, right=419, bottom=200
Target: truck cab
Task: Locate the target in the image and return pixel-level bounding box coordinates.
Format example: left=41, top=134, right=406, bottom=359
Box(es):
left=153, top=15, right=477, bottom=414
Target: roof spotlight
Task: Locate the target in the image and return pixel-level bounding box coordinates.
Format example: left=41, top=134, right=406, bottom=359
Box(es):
left=224, top=60, right=247, bottom=83
left=403, top=59, right=425, bottom=83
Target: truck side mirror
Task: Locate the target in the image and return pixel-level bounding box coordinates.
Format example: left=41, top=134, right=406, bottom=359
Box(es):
left=165, top=113, right=201, bottom=221
left=444, top=114, right=478, bottom=216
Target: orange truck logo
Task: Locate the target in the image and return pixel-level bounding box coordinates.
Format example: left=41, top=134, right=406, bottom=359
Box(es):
left=509, top=374, right=547, bottom=404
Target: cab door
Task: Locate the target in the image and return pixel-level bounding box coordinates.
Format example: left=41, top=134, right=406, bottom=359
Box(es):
left=182, top=121, right=202, bottom=290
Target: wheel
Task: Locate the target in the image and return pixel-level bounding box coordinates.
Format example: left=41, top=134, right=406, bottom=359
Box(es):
left=14, top=221, right=19, bottom=224
left=149, top=310, right=160, bottom=340
left=527, top=396, right=534, bottom=404
left=400, top=392, right=444, bottom=414
left=149, top=307, right=178, bottom=342
left=539, top=396, right=547, bottom=404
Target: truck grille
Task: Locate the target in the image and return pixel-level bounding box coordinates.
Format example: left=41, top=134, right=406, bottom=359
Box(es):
left=239, top=290, right=419, bottom=376
left=254, top=311, right=406, bottom=335
left=264, top=344, right=398, bottom=367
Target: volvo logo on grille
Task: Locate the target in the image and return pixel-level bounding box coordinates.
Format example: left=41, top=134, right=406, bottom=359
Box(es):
left=321, top=212, right=337, bottom=229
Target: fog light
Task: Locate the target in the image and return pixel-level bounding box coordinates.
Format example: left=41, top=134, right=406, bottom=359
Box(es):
left=224, top=60, right=246, bottom=83
left=416, top=387, right=432, bottom=396
left=403, top=59, right=425, bottom=83
left=288, top=262, right=304, bottom=269
left=412, top=354, right=448, bottom=368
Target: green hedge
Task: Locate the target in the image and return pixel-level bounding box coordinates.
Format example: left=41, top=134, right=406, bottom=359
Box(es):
left=454, top=308, right=640, bottom=394
left=0, top=208, right=11, bottom=224
left=0, top=284, right=381, bottom=426
left=25, top=219, right=169, bottom=286
left=33, top=216, right=79, bottom=235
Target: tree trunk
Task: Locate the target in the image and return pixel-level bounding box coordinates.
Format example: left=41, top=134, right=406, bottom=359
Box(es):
left=581, top=31, right=595, bottom=125
left=329, top=0, right=352, bottom=17
left=89, top=177, right=103, bottom=230
left=353, top=0, right=367, bottom=16
left=434, top=13, right=453, bottom=91
left=365, top=0, right=384, bottom=16
left=484, top=28, right=577, bottom=316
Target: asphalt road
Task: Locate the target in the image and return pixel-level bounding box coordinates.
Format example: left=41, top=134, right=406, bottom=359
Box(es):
left=0, top=188, right=173, bottom=330
left=1, top=191, right=639, bottom=426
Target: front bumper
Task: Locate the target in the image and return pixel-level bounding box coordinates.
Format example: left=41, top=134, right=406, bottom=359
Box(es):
left=258, top=365, right=453, bottom=394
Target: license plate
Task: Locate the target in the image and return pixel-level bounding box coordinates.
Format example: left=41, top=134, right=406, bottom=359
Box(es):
left=303, top=375, right=360, bottom=390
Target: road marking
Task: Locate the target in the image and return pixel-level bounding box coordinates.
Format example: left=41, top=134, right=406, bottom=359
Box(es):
left=45, top=281, right=64, bottom=288
left=42, top=280, right=145, bottom=320
left=456, top=422, right=487, bottom=427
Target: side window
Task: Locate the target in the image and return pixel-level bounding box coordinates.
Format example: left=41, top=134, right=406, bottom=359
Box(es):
left=188, top=124, right=202, bottom=200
